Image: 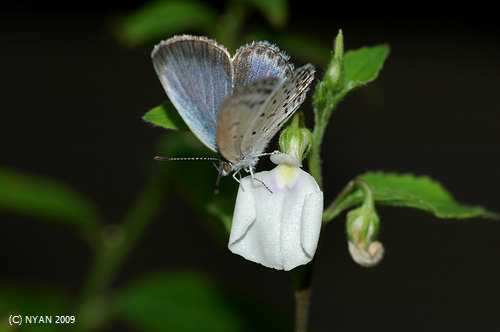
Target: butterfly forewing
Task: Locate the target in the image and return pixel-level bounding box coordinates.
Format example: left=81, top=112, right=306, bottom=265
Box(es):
left=152, top=36, right=232, bottom=153
left=231, top=42, right=293, bottom=90
left=216, top=78, right=280, bottom=165
left=240, top=64, right=316, bottom=156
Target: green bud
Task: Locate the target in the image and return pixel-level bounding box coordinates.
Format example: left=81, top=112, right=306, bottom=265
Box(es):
left=325, top=29, right=344, bottom=91
left=346, top=203, right=379, bottom=249
left=346, top=179, right=384, bottom=267
left=279, top=112, right=312, bottom=163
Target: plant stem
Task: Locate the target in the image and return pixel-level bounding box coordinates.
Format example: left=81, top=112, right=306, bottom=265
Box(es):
left=298, top=86, right=356, bottom=330
left=290, top=95, right=335, bottom=331
left=78, top=170, right=169, bottom=330
left=294, top=288, right=311, bottom=332
left=308, top=121, right=325, bottom=189
left=323, top=178, right=370, bottom=222
left=289, top=261, right=315, bottom=332
left=309, top=88, right=349, bottom=189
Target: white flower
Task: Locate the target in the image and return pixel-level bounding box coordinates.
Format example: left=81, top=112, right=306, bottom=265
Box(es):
left=228, top=154, right=323, bottom=271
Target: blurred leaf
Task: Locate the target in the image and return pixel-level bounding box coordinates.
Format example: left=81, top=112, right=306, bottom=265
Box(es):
left=273, top=32, right=331, bottom=66
left=116, top=0, right=218, bottom=46
left=114, top=270, right=291, bottom=332
left=0, top=168, right=102, bottom=236
left=0, top=283, right=68, bottom=332
left=246, top=29, right=330, bottom=66
left=324, top=172, right=500, bottom=222
left=206, top=195, right=234, bottom=233
left=156, top=132, right=237, bottom=239
left=241, top=0, right=289, bottom=28
left=143, top=101, right=190, bottom=131
left=344, top=44, right=390, bottom=89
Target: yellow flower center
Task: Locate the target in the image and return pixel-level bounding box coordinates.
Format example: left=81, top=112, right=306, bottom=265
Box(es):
left=276, top=163, right=299, bottom=188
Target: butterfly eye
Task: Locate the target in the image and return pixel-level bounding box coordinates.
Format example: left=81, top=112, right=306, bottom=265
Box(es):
left=223, top=162, right=233, bottom=174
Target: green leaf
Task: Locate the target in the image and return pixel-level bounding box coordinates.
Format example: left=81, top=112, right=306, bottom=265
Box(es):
left=114, top=271, right=290, bottom=332
left=324, top=172, right=499, bottom=222
left=344, top=44, right=390, bottom=90
left=0, top=168, right=102, bottom=236
left=143, top=101, right=190, bottom=131
left=313, top=42, right=390, bottom=117
left=242, top=0, right=289, bottom=28
left=116, top=0, right=218, bottom=46
left=0, top=283, right=68, bottom=332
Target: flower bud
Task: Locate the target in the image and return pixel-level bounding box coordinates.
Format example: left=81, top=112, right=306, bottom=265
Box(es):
left=325, top=29, right=344, bottom=91
left=278, top=113, right=312, bottom=163
left=346, top=204, right=379, bottom=249
left=346, top=180, right=384, bottom=267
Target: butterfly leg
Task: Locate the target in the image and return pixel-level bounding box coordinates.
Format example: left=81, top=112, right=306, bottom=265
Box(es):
left=214, top=164, right=222, bottom=195
left=232, top=171, right=242, bottom=184
left=249, top=167, right=273, bottom=194
left=233, top=170, right=248, bottom=192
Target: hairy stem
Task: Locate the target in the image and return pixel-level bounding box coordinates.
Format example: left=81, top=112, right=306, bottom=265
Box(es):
left=308, top=122, right=325, bottom=189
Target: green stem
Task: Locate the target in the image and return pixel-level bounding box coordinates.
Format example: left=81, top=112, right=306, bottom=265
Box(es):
left=323, top=178, right=370, bottom=222
left=289, top=262, right=315, bottom=332
left=308, top=121, right=325, bottom=189
left=308, top=87, right=350, bottom=189
left=294, top=288, right=311, bottom=332
left=83, top=181, right=166, bottom=297
left=78, top=170, right=169, bottom=331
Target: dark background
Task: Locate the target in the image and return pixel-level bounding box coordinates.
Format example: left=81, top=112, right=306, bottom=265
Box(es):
left=1, top=2, right=499, bottom=331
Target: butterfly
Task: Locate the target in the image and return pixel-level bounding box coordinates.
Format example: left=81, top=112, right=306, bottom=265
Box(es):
left=151, top=35, right=315, bottom=183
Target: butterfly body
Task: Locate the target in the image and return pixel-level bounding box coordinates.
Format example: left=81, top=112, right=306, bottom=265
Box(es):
left=152, top=35, right=315, bottom=177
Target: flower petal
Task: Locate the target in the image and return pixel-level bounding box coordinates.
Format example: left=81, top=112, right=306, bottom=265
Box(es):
left=301, top=191, right=324, bottom=257
left=228, top=165, right=323, bottom=271
left=228, top=185, right=256, bottom=246
left=347, top=241, right=384, bottom=267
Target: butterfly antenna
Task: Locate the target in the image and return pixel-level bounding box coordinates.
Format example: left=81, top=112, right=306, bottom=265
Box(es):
left=255, top=150, right=282, bottom=158
left=154, top=156, right=221, bottom=162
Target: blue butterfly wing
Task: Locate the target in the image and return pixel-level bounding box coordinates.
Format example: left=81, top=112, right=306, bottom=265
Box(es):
left=231, top=42, right=293, bottom=90
left=152, top=36, right=232, bottom=153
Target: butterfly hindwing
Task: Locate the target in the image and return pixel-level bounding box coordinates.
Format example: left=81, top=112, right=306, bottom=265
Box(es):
left=231, top=42, right=293, bottom=90
left=240, top=64, right=316, bottom=156
left=152, top=35, right=232, bottom=153
left=216, top=78, right=280, bottom=165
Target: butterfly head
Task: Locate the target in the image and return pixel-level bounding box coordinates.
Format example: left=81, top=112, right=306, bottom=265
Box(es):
left=219, top=160, right=234, bottom=176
